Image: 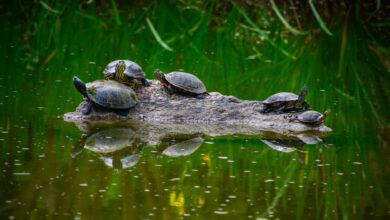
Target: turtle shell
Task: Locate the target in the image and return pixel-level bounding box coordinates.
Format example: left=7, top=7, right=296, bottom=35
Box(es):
left=86, top=80, right=138, bottom=109
left=297, top=110, right=323, bottom=123
left=103, top=60, right=146, bottom=79
left=263, top=92, right=298, bottom=104
left=165, top=72, right=207, bottom=94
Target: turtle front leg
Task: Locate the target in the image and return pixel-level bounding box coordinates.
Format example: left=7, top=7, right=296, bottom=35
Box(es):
left=82, top=102, right=93, bottom=115
left=195, top=93, right=209, bottom=99
left=115, top=109, right=130, bottom=116
left=167, top=85, right=174, bottom=95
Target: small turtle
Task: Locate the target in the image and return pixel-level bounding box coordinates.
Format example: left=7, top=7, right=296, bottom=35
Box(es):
left=297, top=110, right=330, bottom=126
left=103, top=60, right=149, bottom=87
left=261, top=87, right=310, bottom=113
left=154, top=69, right=208, bottom=98
left=73, top=76, right=138, bottom=116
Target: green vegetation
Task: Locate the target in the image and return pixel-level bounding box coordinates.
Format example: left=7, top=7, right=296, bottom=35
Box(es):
left=0, top=0, right=389, bottom=219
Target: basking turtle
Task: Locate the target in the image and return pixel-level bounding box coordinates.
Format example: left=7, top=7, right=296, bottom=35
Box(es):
left=73, top=76, right=138, bottom=116
left=154, top=69, right=208, bottom=98
left=261, top=87, right=310, bottom=113
left=103, top=60, right=149, bottom=87
left=297, top=110, right=330, bottom=126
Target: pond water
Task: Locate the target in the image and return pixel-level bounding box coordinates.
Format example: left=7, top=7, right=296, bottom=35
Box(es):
left=1, top=2, right=390, bottom=219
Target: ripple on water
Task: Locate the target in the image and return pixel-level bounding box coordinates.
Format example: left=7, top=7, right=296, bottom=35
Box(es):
left=214, top=210, right=228, bottom=215
left=13, top=172, right=30, bottom=176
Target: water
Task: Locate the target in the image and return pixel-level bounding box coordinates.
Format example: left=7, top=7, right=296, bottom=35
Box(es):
left=1, top=2, right=390, bottom=219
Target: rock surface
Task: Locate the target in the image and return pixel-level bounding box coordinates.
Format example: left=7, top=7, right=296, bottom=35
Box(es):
left=64, top=80, right=332, bottom=136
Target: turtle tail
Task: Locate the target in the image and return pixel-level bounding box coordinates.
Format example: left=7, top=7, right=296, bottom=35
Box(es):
left=73, top=76, right=88, bottom=98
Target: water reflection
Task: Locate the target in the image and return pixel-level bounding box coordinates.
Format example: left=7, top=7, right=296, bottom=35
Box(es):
left=84, top=128, right=142, bottom=153
left=297, top=134, right=322, bottom=144
left=261, top=139, right=302, bottom=153
left=161, top=137, right=204, bottom=157
left=70, top=120, right=328, bottom=169
left=72, top=124, right=208, bottom=168
left=261, top=133, right=322, bottom=153
left=101, top=153, right=142, bottom=169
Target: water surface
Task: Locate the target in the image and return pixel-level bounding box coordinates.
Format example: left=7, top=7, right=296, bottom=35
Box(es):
left=1, top=1, right=389, bottom=219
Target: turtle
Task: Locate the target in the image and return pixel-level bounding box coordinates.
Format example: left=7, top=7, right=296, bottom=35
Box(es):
left=103, top=60, right=149, bottom=87
left=261, top=87, right=310, bottom=113
left=297, top=110, right=330, bottom=126
left=73, top=76, right=139, bottom=116
left=154, top=69, right=208, bottom=98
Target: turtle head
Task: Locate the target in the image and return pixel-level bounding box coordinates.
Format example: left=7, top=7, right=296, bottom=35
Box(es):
left=115, top=60, right=126, bottom=77
left=298, top=86, right=308, bottom=103
left=154, top=69, right=165, bottom=81
left=104, top=72, right=114, bottom=80
left=73, top=76, right=88, bottom=98
left=323, top=109, right=331, bottom=119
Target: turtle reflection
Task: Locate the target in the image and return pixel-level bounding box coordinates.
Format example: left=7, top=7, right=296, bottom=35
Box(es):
left=84, top=128, right=139, bottom=153
left=101, top=152, right=142, bottom=169
left=75, top=127, right=145, bottom=169
left=297, top=133, right=322, bottom=145
left=261, top=133, right=322, bottom=153
left=157, top=134, right=204, bottom=157
left=261, top=139, right=301, bottom=153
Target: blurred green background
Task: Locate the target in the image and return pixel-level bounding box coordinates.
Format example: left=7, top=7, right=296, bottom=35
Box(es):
left=0, top=0, right=389, bottom=219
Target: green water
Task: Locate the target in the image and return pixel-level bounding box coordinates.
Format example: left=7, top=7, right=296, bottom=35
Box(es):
left=1, top=1, right=390, bottom=219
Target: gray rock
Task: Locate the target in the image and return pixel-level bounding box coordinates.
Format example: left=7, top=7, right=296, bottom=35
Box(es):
left=64, top=80, right=332, bottom=136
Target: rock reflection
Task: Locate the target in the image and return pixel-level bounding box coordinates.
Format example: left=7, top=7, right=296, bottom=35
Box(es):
left=70, top=120, right=326, bottom=168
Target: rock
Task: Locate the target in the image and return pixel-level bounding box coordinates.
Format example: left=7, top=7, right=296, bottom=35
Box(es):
left=64, top=80, right=332, bottom=136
